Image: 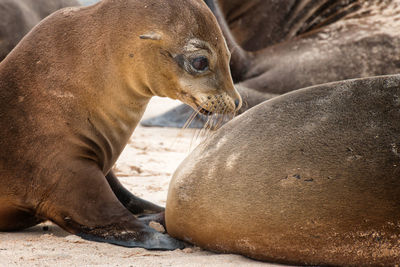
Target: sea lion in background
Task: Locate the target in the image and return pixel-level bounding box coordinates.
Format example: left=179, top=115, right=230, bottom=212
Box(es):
left=204, top=0, right=361, bottom=52
left=0, top=0, right=80, bottom=61
left=166, top=75, right=400, bottom=265
left=0, top=0, right=241, bottom=249
left=205, top=0, right=296, bottom=52
left=143, top=0, right=400, bottom=128
left=208, top=0, right=400, bottom=85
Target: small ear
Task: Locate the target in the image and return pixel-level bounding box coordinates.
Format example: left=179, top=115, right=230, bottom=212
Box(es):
left=139, top=32, right=162, bottom=40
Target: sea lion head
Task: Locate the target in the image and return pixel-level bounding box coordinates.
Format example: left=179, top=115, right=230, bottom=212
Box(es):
left=126, top=0, right=242, bottom=115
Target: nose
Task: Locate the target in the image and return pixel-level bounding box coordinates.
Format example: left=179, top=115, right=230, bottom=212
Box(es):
left=228, top=84, right=242, bottom=111
left=234, top=98, right=241, bottom=110
left=235, top=99, right=240, bottom=108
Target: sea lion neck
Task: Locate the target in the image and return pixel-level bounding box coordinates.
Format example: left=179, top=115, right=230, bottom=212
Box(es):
left=0, top=4, right=154, bottom=173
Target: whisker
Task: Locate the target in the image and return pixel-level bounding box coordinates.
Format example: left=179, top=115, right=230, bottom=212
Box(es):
left=189, top=100, right=210, bottom=150
left=190, top=127, right=201, bottom=151
left=170, top=104, right=202, bottom=152
left=215, top=105, right=228, bottom=130
left=183, top=106, right=201, bottom=130
left=199, top=114, right=211, bottom=139
left=202, top=102, right=222, bottom=141
left=200, top=102, right=214, bottom=136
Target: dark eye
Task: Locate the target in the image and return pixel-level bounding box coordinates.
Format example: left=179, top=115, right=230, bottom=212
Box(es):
left=191, top=56, right=209, bottom=72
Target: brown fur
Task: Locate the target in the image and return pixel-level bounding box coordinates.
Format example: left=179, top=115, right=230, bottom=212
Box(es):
left=206, top=0, right=365, bottom=51
left=166, top=74, right=400, bottom=265
left=207, top=0, right=400, bottom=90
left=0, top=0, right=80, bottom=61
left=0, top=0, right=240, bottom=249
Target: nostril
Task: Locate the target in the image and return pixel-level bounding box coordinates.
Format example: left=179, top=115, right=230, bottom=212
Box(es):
left=234, top=99, right=240, bottom=109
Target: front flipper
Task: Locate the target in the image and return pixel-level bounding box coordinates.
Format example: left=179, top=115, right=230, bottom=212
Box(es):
left=78, top=225, right=184, bottom=250
left=106, top=171, right=164, bottom=214
left=41, top=160, right=184, bottom=250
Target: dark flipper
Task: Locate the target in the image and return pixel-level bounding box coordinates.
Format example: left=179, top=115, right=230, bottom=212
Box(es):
left=42, top=161, right=183, bottom=250
left=106, top=171, right=164, bottom=214
left=78, top=227, right=185, bottom=250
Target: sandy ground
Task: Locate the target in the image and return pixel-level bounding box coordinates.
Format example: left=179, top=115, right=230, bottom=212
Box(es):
left=0, top=97, right=278, bottom=267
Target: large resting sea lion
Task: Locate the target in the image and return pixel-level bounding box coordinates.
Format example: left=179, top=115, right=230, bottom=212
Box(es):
left=0, top=0, right=241, bottom=250
left=166, top=74, right=400, bottom=265
left=0, top=0, right=80, bottom=61
left=143, top=0, right=400, bottom=128
left=220, top=0, right=400, bottom=92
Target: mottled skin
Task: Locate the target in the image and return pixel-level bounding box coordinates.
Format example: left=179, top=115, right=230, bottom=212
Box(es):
left=0, top=0, right=240, bottom=249
left=166, top=75, right=400, bottom=265
left=144, top=0, right=400, bottom=128
left=0, top=0, right=80, bottom=61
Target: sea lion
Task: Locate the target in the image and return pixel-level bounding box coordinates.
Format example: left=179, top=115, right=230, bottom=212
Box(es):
left=204, top=0, right=297, bottom=52
left=144, top=0, right=400, bottom=128
left=208, top=0, right=400, bottom=85
left=0, top=0, right=80, bottom=61
left=205, top=0, right=363, bottom=52
left=166, top=75, right=400, bottom=265
left=0, top=0, right=241, bottom=250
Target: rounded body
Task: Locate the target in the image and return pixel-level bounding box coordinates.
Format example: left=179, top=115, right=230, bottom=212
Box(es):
left=166, top=75, right=400, bottom=265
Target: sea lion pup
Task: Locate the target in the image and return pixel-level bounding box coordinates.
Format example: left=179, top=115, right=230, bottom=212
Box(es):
left=144, top=0, right=400, bottom=128
left=0, top=0, right=241, bottom=250
left=166, top=75, right=400, bottom=265
left=0, top=0, right=80, bottom=61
